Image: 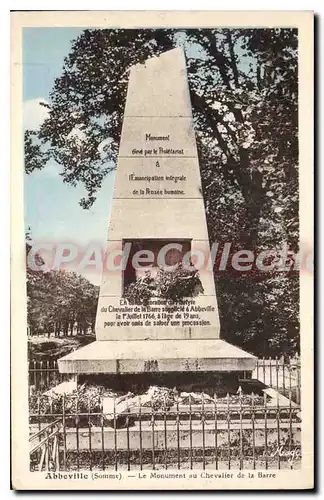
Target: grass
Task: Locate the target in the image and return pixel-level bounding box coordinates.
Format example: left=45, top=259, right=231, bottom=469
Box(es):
left=33, top=448, right=300, bottom=472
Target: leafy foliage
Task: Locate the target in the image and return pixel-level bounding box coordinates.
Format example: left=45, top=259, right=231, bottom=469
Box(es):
left=28, top=336, right=95, bottom=362
left=29, top=385, right=264, bottom=421
left=124, top=272, right=156, bottom=306
left=25, top=28, right=299, bottom=355
left=124, top=265, right=204, bottom=305
left=26, top=246, right=99, bottom=337
left=155, top=265, right=204, bottom=302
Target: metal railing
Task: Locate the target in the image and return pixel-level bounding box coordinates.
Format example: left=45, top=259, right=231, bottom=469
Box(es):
left=29, top=419, right=62, bottom=471
left=253, top=356, right=301, bottom=403
left=29, top=360, right=70, bottom=394
left=29, top=356, right=301, bottom=401
left=29, top=392, right=301, bottom=472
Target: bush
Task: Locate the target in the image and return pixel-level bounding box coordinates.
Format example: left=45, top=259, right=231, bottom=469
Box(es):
left=124, top=264, right=204, bottom=305
left=124, top=272, right=156, bottom=305
left=156, top=265, right=204, bottom=302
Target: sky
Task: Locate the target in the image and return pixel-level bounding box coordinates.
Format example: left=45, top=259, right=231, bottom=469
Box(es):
left=23, top=28, right=116, bottom=285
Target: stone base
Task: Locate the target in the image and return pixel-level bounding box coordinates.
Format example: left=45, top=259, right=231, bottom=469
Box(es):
left=57, top=339, right=257, bottom=375
left=77, top=371, right=252, bottom=396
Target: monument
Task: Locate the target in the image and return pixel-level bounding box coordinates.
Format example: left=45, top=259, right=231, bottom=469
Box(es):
left=58, top=47, right=256, bottom=391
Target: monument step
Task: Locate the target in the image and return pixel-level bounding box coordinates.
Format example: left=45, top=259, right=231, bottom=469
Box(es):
left=57, top=339, right=257, bottom=374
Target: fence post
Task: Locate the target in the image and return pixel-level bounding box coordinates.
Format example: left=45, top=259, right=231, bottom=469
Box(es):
left=227, top=393, right=231, bottom=469
left=46, top=360, right=50, bottom=389
left=88, top=396, right=92, bottom=471
left=75, top=394, right=80, bottom=471
left=264, top=392, right=268, bottom=470
left=37, top=395, right=41, bottom=435
left=138, top=395, right=143, bottom=471
left=151, top=401, right=155, bottom=470
left=238, top=386, right=243, bottom=470
left=100, top=397, right=105, bottom=471
left=163, top=394, right=168, bottom=470
left=275, top=356, right=279, bottom=392
left=40, top=360, right=44, bottom=390
left=49, top=393, right=53, bottom=415
left=201, top=392, right=205, bottom=470
left=296, top=358, right=301, bottom=405
left=251, top=392, right=256, bottom=470
left=127, top=397, right=131, bottom=471
left=289, top=388, right=293, bottom=470
left=176, top=394, right=180, bottom=469
left=113, top=395, right=117, bottom=471
left=45, top=428, right=49, bottom=471
left=62, top=393, right=67, bottom=470
left=55, top=434, right=60, bottom=471
left=214, top=393, right=218, bottom=470
left=189, top=394, right=193, bottom=470
left=33, top=361, right=37, bottom=389
left=276, top=390, right=281, bottom=469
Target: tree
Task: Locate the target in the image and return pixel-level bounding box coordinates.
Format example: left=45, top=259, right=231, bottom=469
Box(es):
left=25, top=28, right=299, bottom=355
left=26, top=247, right=99, bottom=337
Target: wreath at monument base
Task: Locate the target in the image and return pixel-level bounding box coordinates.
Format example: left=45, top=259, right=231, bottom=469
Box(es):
left=124, top=264, right=204, bottom=305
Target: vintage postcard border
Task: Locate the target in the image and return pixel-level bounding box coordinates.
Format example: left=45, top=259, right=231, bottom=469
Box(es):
left=11, top=10, right=314, bottom=490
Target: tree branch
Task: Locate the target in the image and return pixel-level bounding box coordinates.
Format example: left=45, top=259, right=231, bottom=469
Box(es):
left=203, top=31, right=233, bottom=90
left=226, top=31, right=239, bottom=86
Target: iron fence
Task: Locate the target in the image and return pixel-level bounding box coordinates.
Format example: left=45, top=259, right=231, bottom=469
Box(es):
left=29, top=360, right=71, bottom=394
left=253, top=357, right=301, bottom=404
left=29, top=357, right=301, bottom=402
left=29, top=392, right=301, bottom=472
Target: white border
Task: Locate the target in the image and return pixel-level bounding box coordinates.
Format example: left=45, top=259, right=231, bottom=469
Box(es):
left=7, top=7, right=316, bottom=495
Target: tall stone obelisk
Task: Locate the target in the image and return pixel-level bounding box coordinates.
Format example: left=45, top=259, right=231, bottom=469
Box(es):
left=58, top=48, right=256, bottom=377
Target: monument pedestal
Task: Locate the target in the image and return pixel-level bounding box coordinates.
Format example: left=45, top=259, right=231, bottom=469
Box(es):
left=58, top=339, right=256, bottom=374
left=58, top=338, right=256, bottom=395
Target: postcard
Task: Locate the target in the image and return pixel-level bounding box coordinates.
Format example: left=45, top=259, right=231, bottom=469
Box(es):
left=11, top=10, right=314, bottom=490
